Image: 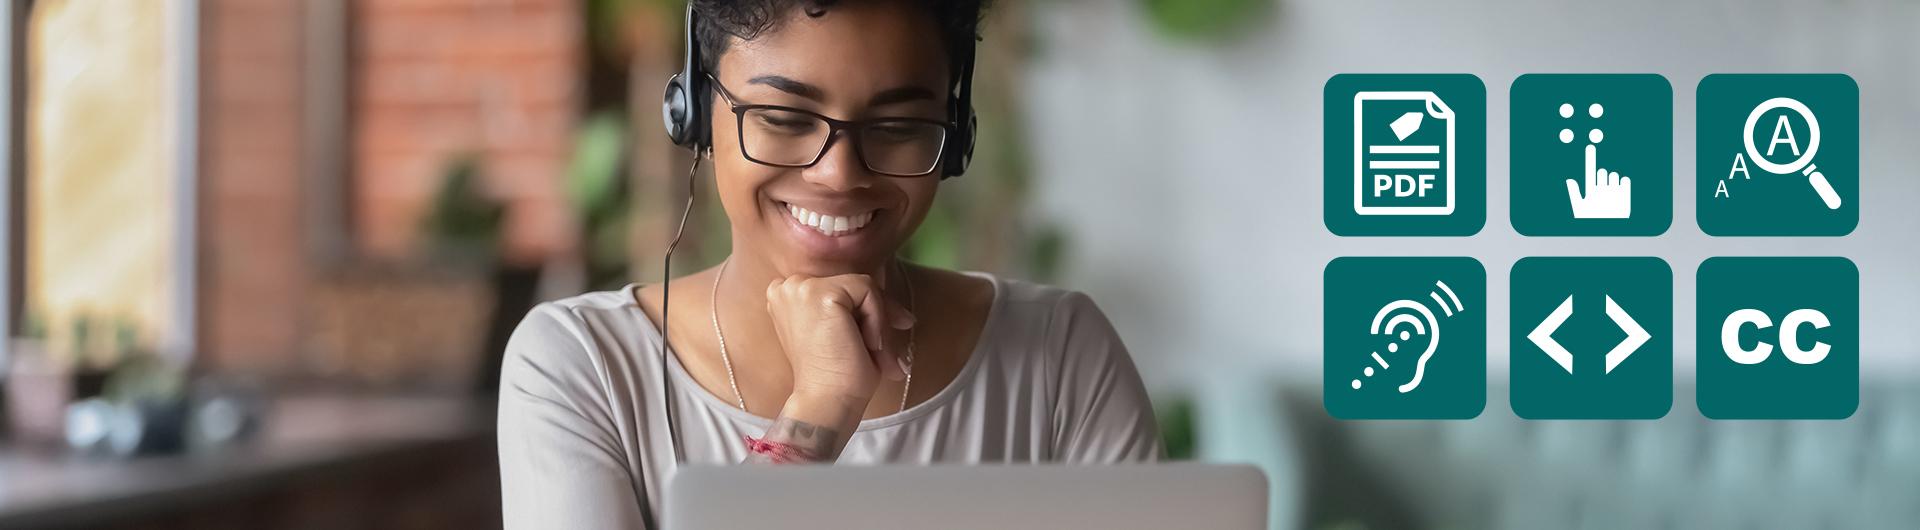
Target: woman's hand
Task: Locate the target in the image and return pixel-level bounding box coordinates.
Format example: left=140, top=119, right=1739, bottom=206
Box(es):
left=765, top=273, right=913, bottom=404
left=752, top=273, right=914, bottom=464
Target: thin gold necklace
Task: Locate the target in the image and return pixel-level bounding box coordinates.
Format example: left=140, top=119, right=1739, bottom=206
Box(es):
left=710, top=259, right=916, bottom=414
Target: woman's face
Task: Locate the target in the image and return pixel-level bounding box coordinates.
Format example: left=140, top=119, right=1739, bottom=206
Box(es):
left=710, top=1, right=953, bottom=278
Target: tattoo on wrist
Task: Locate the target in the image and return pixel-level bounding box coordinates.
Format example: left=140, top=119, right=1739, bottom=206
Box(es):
left=743, top=418, right=840, bottom=464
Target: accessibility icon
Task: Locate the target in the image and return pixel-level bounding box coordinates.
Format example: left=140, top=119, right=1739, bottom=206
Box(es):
left=1735, top=97, right=1843, bottom=210
left=1325, top=74, right=1485, bottom=236
left=1348, top=279, right=1466, bottom=394
left=1697, top=74, right=1857, bottom=236
left=1325, top=257, right=1485, bottom=419
left=1510, top=257, right=1671, bottom=419
left=1527, top=294, right=1650, bottom=375
left=1696, top=257, right=1857, bottom=419
left=1352, top=91, right=1456, bottom=216
left=1510, top=74, right=1672, bottom=236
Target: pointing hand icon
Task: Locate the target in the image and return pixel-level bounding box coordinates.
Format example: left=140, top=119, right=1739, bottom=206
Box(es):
left=1566, top=144, right=1631, bottom=219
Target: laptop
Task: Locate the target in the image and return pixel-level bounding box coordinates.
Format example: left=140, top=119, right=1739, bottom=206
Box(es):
left=664, top=464, right=1267, bottom=529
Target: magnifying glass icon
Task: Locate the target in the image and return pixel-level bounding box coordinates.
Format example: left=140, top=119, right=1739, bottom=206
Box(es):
left=1743, top=97, right=1843, bottom=210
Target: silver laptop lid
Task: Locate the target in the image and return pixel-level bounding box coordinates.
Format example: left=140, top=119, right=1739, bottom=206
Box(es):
left=665, top=464, right=1267, bottom=529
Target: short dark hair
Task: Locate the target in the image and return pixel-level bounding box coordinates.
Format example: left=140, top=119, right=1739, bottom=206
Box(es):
left=691, top=0, right=989, bottom=79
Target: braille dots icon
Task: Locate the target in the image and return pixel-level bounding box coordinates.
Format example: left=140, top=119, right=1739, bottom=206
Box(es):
left=1558, top=102, right=1605, bottom=145
left=1512, top=74, right=1672, bottom=236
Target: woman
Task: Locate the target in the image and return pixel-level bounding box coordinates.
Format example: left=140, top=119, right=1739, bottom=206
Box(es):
left=497, top=0, right=1160, bottom=526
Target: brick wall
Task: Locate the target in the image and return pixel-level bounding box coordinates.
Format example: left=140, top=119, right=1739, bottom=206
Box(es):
left=198, top=0, right=309, bottom=374
left=196, top=0, right=582, bottom=375
left=353, top=0, right=581, bottom=265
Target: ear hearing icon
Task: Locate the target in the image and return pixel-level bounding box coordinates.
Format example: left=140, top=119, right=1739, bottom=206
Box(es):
left=1352, top=281, right=1465, bottom=393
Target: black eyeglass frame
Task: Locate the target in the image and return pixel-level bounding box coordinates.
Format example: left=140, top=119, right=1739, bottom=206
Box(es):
left=707, top=74, right=955, bottom=177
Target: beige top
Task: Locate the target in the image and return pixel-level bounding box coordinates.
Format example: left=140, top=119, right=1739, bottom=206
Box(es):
left=496, top=272, right=1163, bottom=528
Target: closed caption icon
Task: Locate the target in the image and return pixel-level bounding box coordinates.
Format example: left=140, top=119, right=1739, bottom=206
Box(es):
left=1720, top=308, right=1830, bottom=365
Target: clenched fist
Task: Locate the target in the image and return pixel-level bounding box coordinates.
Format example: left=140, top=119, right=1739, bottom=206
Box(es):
left=764, top=273, right=915, bottom=406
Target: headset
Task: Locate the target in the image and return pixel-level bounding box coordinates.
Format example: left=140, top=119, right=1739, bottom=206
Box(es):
left=660, top=7, right=977, bottom=172
left=653, top=4, right=980, bottom=467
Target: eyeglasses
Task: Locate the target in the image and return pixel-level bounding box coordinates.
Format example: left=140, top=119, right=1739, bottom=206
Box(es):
left=709, top=74, right=953, bottom=177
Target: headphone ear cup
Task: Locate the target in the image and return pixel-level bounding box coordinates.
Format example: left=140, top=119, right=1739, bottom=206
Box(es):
left=662, top=74, right=690, bottom=146
left=664, top=2, right=704, bottom=149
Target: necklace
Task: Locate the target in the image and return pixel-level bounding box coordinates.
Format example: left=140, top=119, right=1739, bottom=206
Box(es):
left=710, top=259, right=916, bottom=414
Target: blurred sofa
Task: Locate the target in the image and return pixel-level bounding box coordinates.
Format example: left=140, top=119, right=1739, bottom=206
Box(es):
left=1194, top=371, right=1920, bottom=530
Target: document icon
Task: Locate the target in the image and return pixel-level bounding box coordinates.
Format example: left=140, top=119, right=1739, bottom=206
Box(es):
left=1354, top=92, right=1455, bottom=215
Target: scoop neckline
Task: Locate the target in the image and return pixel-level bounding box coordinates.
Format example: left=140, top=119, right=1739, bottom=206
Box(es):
left=626, top=270, right=1003, bottom=431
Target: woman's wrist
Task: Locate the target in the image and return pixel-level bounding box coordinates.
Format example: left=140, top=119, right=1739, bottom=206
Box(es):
left=781, top=388, right=867, bottom=430
left=743, top=391, right=864, bottom=464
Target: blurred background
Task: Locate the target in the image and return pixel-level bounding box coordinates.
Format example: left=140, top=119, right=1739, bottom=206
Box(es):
left=0, top=0, right=1915, bottom=528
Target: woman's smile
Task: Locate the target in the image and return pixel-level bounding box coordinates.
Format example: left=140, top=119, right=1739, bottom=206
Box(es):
left=771, top=197, right=890, bottom=260
left=781, top=201, right=876, bottom=236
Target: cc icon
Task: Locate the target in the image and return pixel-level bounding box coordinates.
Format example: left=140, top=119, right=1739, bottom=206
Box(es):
left=1720, top=308, right=1831, bottom=365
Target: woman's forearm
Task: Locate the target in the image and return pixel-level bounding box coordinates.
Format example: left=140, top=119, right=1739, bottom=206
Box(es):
left=743, top=390, right=866, bottom=464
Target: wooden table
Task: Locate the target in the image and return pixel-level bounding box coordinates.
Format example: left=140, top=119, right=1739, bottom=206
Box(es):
left=0, top=394, right=500, bottom=529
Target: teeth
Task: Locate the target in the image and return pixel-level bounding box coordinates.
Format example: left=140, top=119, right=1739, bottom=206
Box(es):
left=785, top=203, right=874, bottom=236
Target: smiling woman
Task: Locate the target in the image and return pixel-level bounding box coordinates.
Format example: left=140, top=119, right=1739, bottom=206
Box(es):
left=495, top=1, right=1162, bottom=527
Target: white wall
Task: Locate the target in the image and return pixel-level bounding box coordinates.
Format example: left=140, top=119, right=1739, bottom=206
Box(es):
left=1022, top=0, right=1920, bottom=392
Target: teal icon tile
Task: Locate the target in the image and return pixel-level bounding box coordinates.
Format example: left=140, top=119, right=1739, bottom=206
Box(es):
left=1509, top=257, right=1672, bottom=419
left=1697, top=74, right=1858, bottom=236
left=1324, top=74, right=1486, bottom=236
left=1324, top=257, right=1485, bottom=419
left=1510, top=74, right=1672, bottom=236
left=1696, top=257, right=1858, bottom=419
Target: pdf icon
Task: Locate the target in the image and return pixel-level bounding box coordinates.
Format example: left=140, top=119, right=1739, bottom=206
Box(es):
left=1323, top=74, right=1484, bottom=237
left=1354, top=91, right=1456, bottom=215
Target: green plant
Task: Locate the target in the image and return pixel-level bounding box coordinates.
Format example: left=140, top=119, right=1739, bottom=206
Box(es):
left=102, top=353, right=184, bottom=405
left=565, top=111, right=638, bottom=289
left=420, top=154, right=505, bottom=261
left=1137, top=0, right=1268, bottom=44
left=1155, top=396, right=1197, bottom=460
